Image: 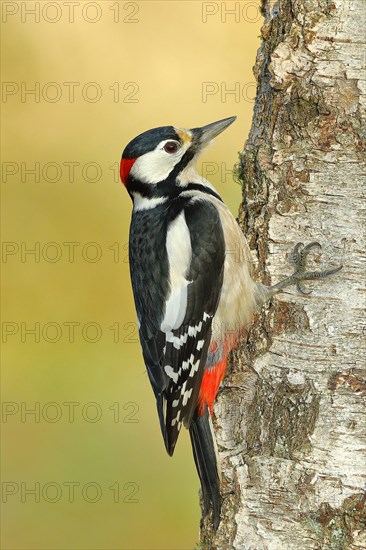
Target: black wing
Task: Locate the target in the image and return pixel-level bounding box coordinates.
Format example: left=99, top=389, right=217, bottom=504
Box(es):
left=129, top=198, right=225, bottom=455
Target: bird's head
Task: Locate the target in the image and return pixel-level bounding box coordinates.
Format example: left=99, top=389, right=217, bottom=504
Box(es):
left=120, top=116, right=236, bottom=203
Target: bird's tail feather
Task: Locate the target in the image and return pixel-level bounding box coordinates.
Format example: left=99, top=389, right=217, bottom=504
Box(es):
left=189, top=408, right=221, bottom=530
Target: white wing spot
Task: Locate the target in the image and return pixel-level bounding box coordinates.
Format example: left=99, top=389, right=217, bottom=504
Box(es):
left=188, top=321, right=203, bottom=337
left=181, top=359, right=190, bottom=371
left=189, top=359, right=200, bottom=377
left=166, top=331, right=189, bottom=350
left=182, top=388, right=193, bottom=406
left=171, top=410, right=181, bottom=427
left=197, top=340, right=204, bottom=350
left=164, top=365, right=178, bottom=383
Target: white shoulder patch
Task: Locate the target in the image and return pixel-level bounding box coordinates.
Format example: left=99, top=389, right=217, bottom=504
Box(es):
left=160, top=211, right=192, bottom=332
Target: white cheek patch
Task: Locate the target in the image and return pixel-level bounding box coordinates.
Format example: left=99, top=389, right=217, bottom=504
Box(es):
left=130, top=139, right=190, bottom=185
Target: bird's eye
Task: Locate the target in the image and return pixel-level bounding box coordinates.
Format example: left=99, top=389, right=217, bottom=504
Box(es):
left=163, top=141, right=179, bottom=154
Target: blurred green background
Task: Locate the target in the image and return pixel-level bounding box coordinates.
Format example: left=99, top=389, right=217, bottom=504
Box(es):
left=1, top=1, right=261, bottom=548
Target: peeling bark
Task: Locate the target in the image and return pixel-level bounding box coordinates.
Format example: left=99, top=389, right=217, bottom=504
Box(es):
left=200, top=0, right=366, bottom=548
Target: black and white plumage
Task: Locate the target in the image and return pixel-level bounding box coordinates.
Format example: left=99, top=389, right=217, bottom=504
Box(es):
left=121, top=117, right=261, bottom=530
left=129, top=197, right=225, bottom=455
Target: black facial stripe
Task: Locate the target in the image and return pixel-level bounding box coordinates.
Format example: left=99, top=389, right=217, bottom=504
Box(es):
left=128, top=177, right=157, bottom=198
left=128, top=177, right=179, bottom=199
left=128, top=177, right=223, bottom=203
left=169, top=148, right=196, bottom=180
left=127, top=140, right=222, bottom=203
left=184, top=184, right=223, bottom=202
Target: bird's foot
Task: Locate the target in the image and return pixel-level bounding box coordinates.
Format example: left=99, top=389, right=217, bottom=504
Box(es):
left=269, top=241, right=342, bottom=296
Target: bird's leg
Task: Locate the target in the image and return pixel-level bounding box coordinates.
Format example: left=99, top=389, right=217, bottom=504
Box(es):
left=268, top=241, right=342, bottom=297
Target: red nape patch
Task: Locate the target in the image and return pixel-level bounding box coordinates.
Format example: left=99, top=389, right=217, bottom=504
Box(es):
left=120, top=158, right=136, bottom=186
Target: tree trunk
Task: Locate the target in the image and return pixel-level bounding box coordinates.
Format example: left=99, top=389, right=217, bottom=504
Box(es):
left=200, top=0, right=366, bottom=548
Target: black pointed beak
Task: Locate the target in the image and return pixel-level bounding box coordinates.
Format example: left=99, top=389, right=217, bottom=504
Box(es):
left=191, top=116, right=237, bottom=147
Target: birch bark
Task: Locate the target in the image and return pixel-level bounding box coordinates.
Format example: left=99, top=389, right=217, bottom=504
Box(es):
left=200, top=1, right=366, bottom=548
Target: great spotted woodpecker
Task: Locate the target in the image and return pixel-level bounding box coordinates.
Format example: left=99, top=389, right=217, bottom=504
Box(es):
left=120, top=117, right=341, bottom=530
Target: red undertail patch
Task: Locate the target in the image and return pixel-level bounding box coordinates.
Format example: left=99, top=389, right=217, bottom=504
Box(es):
left=198, top=334, right=240, bottom=416
left=198, top=355, right=227, bottom=416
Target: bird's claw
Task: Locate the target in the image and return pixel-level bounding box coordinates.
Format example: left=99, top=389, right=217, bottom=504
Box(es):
left=289, top=241, right=341, bottom=295
left=269, top=241, right=342, bottom=296
left=296, top=281, right=312, bottom=295
left=289, top=241, right=321, bottom=270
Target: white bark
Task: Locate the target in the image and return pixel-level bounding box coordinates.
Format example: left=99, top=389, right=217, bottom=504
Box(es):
left=200, top=0, right=366, bottom=548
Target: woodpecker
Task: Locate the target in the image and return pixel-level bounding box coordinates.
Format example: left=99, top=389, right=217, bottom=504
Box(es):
left=120, top=116, right=341, bottom=530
